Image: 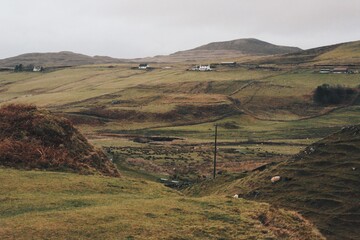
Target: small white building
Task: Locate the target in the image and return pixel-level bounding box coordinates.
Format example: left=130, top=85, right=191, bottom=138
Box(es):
left=190, top=66, right=199, bottom=71
left=191, top=65, right=212, bottom=71
left=199, top=65, right=212, bottom=71
left=138, top=63, right=149, bottom=70
left=319, top=69, right=331, bottom=74
left=33, top=66, right=43, bottom=72
left=221, top=62, right=237, bottom=66
left=333, top=67, right=349, bottom=74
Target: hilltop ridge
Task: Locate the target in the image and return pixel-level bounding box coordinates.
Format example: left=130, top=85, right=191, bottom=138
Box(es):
left=147, top=38, right=302, bottom=62
left=191, top=38, right=302, bottom=55
left=0, top=51, right=126, bottom=67
left=0, top=38, right=302, bottom=66
left=2, top=39, right=360, bottom=66
left=253, top=40, right=360, bottom=65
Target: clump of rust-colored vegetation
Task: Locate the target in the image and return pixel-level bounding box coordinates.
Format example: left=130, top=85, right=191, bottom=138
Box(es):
left=0, top=104, right=120, bottom=177
left=313, top=84, right=358, bottom=105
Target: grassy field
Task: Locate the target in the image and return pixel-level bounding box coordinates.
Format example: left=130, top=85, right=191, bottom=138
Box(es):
left=0, top=168, right=324, bottom=240
left=250, top=40, right=360, bottom=66
left=0, top=49, right=359, bottom=240
left=314, top=41, right=360, bottom=64
left=0, top=64, right=358, bottom=179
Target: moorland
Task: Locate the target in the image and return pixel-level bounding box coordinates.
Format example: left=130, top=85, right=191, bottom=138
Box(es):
left=0, top=38, right=359, bottom=239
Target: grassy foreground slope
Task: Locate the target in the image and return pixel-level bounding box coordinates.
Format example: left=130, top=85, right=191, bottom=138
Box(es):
left=186, top=125, right=360, bottom=240
left=0, top=168, right=325, bottom=240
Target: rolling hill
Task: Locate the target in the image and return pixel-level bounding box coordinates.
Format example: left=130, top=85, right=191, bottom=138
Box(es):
left=187, top=125, right=360, bottom=240
left=0, top=51, right=127, bottom=67
left=1, top=39, right=360, bottom=67
left=145, top=38, right=302, bottom=62
left=253, top=40, right=360, bottom=65
left=0, top=38, right=303, bottom=66
left=191, top=38, right=301, bottom=55
left=0, top=38, right=359, bottom=239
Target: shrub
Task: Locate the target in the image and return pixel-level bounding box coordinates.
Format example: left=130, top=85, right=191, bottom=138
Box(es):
left=0, top=104, right=120, bottom=177
left=313, top=84, right=357, bottom=105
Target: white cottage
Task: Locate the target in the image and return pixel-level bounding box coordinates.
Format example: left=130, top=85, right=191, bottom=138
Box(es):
left=33, top=66, right=43, bottom=72
left=198, top=65, right=212, bottom=71
left=191, top=65, right=212, bottom=71
left=138, top=63, right=149, bottom=70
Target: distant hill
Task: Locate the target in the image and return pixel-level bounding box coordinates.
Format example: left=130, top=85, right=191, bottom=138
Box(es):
left=0, top=39, right=302, bottom=66
left=192, top=38, right=302, bottom=55
left=0, top=104, right=120, bottom=177
left=0, top=51, right=127, bottom=67
left=253, top=40, right=360, bottom=65
left=187, top=125, right=360, bottom=240
left=3, top=39, right=359, bottom=66
left=138, top=38, right=302, bottom=62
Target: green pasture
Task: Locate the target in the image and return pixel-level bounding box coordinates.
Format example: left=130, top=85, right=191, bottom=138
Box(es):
left=0, top=168, right=323, bottom=240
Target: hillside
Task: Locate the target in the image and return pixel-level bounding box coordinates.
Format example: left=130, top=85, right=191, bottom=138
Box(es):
left=0, top=60, right=359, bottom=181
left=168, top=38, right=300, bottom=61
left=1, top=39, right=359, bottom=66
left=140, top=38, right=302, bottom=62
left=0, top=104, right=119, bottom=177
left=0, top=39, right=302, bottom=66
left=314, top=40, right=360, bottom=64
left=0, top=167, right=325, bottom=240
left=0, top=51, right=126, bottom=67
left=253, top=40, right=360, bottom=65
left=192, top=38, right=301, bottom=55
left=0, top=38, right=359, bottom=239
left=187, top=125, right=360, bottom=240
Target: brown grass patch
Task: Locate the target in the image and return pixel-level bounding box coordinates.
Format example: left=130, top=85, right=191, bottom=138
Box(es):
left=0, top=104, right=119, bottom=177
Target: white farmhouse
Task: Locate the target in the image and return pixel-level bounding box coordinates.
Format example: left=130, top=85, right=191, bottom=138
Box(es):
left=138, top=63, right=149, bottom=70
left=191, top=65, right=212, bottom=71
left=198, top=65, right=212, bottom=71
left=33, top=66, right=43, bottom=72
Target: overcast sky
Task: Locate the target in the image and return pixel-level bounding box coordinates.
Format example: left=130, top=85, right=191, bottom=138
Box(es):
left=1, top=0, right=360, bottom=59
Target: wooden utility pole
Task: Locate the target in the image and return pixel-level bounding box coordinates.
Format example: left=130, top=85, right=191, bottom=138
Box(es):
left=213, top=124, right=218, bottom=179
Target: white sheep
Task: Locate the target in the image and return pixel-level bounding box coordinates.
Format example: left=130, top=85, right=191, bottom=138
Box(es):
left=271, top=176, right=281, bottom=183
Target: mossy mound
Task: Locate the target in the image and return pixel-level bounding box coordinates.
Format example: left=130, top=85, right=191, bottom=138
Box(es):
left=0, top=104, right=119, bottom=177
